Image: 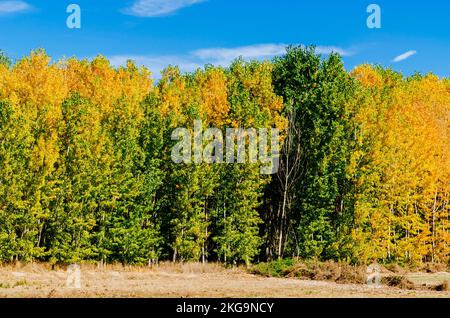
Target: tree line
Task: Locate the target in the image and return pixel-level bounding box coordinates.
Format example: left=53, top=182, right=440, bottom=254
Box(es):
left=0, top=47, right=448, bottom=265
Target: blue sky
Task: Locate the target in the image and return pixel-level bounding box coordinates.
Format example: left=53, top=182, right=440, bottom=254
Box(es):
left=1, top=0, right=449, bottom=78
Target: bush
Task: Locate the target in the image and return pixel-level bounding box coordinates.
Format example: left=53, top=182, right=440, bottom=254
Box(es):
left=251, top=259, right=366, bottom=284
left=250, top=259, right=295, bottom=277
left=381, top=276, right=415, bottom=290
left=433, top=281, right=448, bottom=292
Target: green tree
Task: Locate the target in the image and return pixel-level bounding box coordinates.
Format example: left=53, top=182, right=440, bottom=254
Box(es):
left=0, top=99, right=44, bottom=261
left=271, top=46, right=357, bottom=260
left=0, top=51, right=11, bottom=68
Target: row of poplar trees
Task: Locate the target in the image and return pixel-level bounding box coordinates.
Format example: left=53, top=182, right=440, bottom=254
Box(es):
left=0, top=47, right=448, bottom=265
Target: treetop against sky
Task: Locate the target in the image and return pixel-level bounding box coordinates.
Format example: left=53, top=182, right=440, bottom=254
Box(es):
left=0, top=0, right=449, bottom=78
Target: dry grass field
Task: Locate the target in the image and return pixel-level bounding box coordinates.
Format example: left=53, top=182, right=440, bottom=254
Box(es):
left=0, top=263, right=448, bottom=298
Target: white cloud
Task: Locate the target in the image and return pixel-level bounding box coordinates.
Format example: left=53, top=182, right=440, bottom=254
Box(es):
left=108, top=54, right=202, bottom=77
left=0, top=1, right=31, bottom=15
left=108, top=44, right=353, bottom=78
left=193, top=44, right=352, bottom=65
left=315, top=46, right=353, bottom=57
left=123, top=0, right=205, bottom=17
left=193, top=44, right=287, bottom=65
left=194, top=44, right=354, bottom=67
left=392, top=50, right=417, bottom=63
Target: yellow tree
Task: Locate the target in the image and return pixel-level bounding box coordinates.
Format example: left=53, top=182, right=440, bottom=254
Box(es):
left=351, top=65, right=450, bottom=264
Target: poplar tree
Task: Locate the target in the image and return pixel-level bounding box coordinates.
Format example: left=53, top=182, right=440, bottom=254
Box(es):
left=271, top=46, right=357, bottom=260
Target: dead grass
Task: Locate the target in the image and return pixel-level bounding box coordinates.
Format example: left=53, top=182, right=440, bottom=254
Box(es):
left=383, top=262, right=450, bottom=274
left=252, top=260, right=367, bottom=284
left=251, top=260, right=450, bottom=292
left=0, top=261, right=232, bottom=275
left=432, top=281, right=448, bottom=292
left=381, top=276, right=415, bottom=290
left=0, top=262, right=448, bottom=298
left=149, top=262, right=235, bottom=274
left=384, top=263, right=407, bottom=274
left=420, top=263, right=449, bottom=274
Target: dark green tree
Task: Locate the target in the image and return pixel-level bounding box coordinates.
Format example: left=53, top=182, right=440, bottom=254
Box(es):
left=271, top=46, right=357, bottom=260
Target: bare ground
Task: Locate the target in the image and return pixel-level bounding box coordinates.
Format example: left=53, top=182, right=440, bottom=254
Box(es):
left=0, top=263, right=448, bottom=298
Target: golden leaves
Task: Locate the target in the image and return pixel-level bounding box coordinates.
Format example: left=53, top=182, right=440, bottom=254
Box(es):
left=353, top=66, right=450, bottom=262
left=154, top=62, right=286, bottom=134
left=196, top=67, right=230, bottom=127
left=157, top=66, right=187, bottom=122
left=350, top=64, right=383, bottom=88
left=64, top=56, right=152, bottom=121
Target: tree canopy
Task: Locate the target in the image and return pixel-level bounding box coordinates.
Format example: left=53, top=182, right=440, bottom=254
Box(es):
left=0, top=48, right=448, bottom=265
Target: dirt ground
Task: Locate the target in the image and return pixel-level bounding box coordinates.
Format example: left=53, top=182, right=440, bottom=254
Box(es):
left=0, top=263, right=448, bottom=298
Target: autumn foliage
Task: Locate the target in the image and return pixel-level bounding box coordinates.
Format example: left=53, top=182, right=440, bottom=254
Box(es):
left=0, top=48, right=448, bottom=265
